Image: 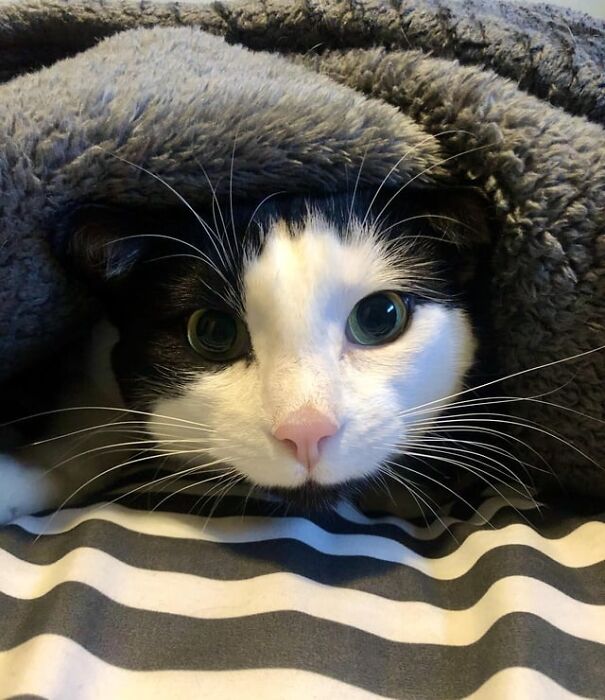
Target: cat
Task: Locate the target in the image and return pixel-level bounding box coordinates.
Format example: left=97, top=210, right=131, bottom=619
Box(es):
left=0, top=186, right=491, bottom=523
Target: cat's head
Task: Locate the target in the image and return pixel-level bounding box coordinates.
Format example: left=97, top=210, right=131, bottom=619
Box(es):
left=66, top=188, right=489, bottom=507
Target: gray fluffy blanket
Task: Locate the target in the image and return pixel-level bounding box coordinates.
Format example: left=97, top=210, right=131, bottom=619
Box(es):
left=0, top=0, right=603, bottom=496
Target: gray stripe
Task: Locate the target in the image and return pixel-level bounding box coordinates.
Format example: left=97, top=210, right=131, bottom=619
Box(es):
left=108, top=468, right=605, bottom=541
left=0, top=586, right=603, bottom=698
left=99, top=487, right=605, bottom=555
left=2, top=523, right=605, bottom=607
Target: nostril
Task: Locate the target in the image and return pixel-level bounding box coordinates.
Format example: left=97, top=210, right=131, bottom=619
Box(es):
left=280, top=437, right=298, bottom=459
left=317, top=434, right=331, bottom=453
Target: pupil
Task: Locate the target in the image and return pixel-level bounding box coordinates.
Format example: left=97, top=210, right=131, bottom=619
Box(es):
left=358, top=296, right=397, bottom=337
left=198, top=312, right=236, bottom=351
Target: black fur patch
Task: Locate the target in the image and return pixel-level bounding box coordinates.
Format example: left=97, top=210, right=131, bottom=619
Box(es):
left=65, top=187, right=492, bottom=499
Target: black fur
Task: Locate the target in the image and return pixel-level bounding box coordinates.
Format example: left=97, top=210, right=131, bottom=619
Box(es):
left=64, top=187, right=492, bottom=506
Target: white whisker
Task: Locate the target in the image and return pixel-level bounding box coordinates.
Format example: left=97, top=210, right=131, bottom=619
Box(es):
left=383, top=458, right=489, bottom=526
left=398, top=344, right=605, bottom=420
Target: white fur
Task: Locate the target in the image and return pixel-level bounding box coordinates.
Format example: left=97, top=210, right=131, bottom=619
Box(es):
left=0, top=216, right=476, bottom=522
left=0, top=323, right=127, bottom=523
left=153, top=216, right=476, bottom=489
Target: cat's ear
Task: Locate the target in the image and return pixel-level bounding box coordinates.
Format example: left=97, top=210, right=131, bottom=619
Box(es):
left=410, top=185, right=491, bottom=248
left=376, top=184, right=491, bottom=247
left=420, top=186, right=492, bottom=286
left=63, top=204, right=151, bottom=289
left=380, top=184, right=492, bottom=288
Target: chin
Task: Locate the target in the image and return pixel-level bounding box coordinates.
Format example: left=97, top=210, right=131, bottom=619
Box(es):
left=256, top=477, right=368, bottom=513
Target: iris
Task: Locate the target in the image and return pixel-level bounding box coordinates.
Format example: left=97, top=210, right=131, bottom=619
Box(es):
left=187, top=309, right=250, bottom=361
left=346, top=292, right=412, bottom=346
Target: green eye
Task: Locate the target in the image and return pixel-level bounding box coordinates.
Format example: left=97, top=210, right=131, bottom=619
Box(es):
left=187, top=309, right=250, bottom=361
left=346, top=292, right=412, bottom=346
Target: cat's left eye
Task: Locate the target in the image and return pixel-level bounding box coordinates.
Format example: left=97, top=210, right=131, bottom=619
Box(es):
left=187, top=309, right=250, bottom=362
left=346, top=292, right=412, bottom=346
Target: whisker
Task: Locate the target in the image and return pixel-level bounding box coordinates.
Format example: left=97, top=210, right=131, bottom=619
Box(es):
left=408, top=423, right=556, bottom=481
left=35, top=455, right=234, bottom=540
left=197, top=474, right=247, bottom=528
left=346, top=147, right=369, bottom=237
left=405, top=435, right=544, bottom=486
left=397, top=378, right=576, bottom=420
left=408, top=413, right=599, bottom=468
left=243, top=190, right=287, bottom=251
left=378, top=464, right=456, bottom=538
left=195, top=157, right=236, bottom=272
left=151, top=468, right=239, bottom=513
left=379, top=213, right=483, bottom=239
left=383, top=458, right=490, bottom=525
left=108, top=231, right=235, bottom=298
left=403, top=439, right=535, bottom=499
left=241, top=482, right=257, bottom=519
left=367, top=470, right=396, bottom=507
left=397, top=449, right=536, bottom=522
left=371, top=141, right=496, bottom=230
left=228, top=134, right=241, bottom=259
left=97, top=462, right=234, bottom=511
left=410, top=392, right=605, bottom=428
left=398, top=344, right=605, bottom=419
left=360, top=129, right=484, bottom=230
left=42, top=439, right=228, bottom=481
left=1, top=405, right=219, bottom=431
left=23, top=419, right=220, bottom=447
left=103, top=149, right=239, bottom=298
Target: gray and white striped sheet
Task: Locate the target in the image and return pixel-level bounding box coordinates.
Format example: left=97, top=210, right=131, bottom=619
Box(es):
left=0, top=472, right=603, bottom=699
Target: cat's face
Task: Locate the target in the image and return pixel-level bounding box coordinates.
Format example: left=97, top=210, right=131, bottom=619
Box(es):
left=151, top=216, right=476, bottom=493
left=69, top=190, right=485, bottom=505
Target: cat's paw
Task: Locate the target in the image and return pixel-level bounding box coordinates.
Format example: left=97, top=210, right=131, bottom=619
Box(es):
left=0, top=454, right=53, bottom=524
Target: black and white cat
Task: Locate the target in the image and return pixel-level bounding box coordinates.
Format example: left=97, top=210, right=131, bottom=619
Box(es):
left=0, top=187, right=490, bottom=522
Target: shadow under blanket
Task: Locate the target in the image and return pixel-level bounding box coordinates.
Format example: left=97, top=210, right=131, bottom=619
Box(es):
left=0, top=0, right=603, bottom=495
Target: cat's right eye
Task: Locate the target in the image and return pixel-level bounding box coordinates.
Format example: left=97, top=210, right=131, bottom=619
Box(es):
left=346, top=292, right=412, bottom=346
left=187, top=309, right=250, bottom=362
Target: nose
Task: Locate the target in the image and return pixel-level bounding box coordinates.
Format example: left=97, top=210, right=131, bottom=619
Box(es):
left=273, top=406, right=338, bottom=471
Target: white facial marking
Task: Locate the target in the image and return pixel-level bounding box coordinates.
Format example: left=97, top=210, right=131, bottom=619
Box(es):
left=152, top=215, right=476, bottom=489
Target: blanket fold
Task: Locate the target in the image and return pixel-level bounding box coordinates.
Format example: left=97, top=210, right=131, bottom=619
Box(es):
left=1, top=1, right=603, bottom=123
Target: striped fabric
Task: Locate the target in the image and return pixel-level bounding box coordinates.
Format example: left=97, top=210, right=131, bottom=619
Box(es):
left=0, top=474, right=603, bottom=699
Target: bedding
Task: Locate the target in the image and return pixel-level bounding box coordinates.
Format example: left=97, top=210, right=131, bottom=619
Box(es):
left=1, top=474, right=604, bottom=698
left=0, top=0, right=604, bottom=697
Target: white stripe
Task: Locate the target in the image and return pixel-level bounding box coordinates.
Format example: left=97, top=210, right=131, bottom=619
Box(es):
left=111, top=480, right=540, bottom=541
left=14, top=504, right=605, bottom=579
left=0, top=634, right=382, bottom=700
left=334, top=494, right=540, bottom=540
left=464, top=667, right=589, bottom=700
left=1, top=548, right=604, bottom=646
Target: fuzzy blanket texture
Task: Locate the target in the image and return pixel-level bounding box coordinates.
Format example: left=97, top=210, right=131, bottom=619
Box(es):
left=0, top=0, right=603, bottom=496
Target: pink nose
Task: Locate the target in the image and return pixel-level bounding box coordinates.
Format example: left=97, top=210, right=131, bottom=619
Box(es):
left=273, top=406, right=338, bottom=471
